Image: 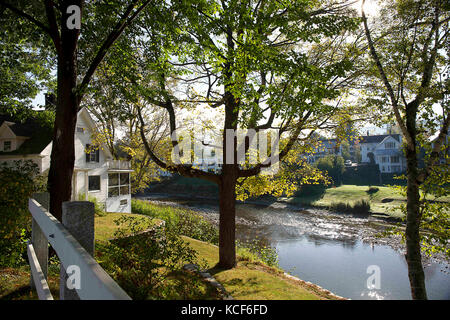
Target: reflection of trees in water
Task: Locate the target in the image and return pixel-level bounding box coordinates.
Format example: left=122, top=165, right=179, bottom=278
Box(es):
left=305, top=234, right=358, bottom=249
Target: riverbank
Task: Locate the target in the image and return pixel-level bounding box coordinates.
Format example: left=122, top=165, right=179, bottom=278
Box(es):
left=130, top=200, right=344, bottom=300
left=144, top=178, right=449, bottom=221
left=135, top=197, right=450, bottom=299
left=0, top=208, right=341, bottom=300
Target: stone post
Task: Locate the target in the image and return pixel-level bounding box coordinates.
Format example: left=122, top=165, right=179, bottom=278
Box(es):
left=60, top=201, right=95, bottom=300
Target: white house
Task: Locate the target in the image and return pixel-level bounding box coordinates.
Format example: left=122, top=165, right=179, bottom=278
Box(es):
left=0, top=108, right=133, bottom=213
left=359, top=133, right=406, bottom=173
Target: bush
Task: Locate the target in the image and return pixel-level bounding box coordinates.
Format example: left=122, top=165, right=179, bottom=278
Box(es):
left=0, top=160, right=42, bottom=267
left=315, top=155, right=345, bottom=186
left=366, top=186, right=379, bottom=195
left=77, top=194, right=106, bottom=216
left=236, top=238, right=279, bottom=268
left=97, top=215, right=208, bottom=299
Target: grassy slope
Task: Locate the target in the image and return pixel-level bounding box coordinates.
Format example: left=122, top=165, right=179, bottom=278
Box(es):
left=182, top=237, right=333, bottom=300
left=97, top=210, right=331, bottom=300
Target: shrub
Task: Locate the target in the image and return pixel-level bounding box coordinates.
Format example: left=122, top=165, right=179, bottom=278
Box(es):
left=366, top=186, right=379, bottom=195
left=236, top=238, right=279, bottom=268
left=77, top=193, right=106, bottom=216
left=0, top=160, right=42, bottom=267
left=97, top=215, right=207, bottom=299
left=329, top=199, right=371, bottom=215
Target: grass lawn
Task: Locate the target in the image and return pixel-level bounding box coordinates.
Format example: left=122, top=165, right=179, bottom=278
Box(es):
left=183, top=236, right=337, bottom=300
left=0, top=266, right=60, bottom=300
left=94, top=212, right=163, bottom=242
left=281, top=184, right=450, bottom=218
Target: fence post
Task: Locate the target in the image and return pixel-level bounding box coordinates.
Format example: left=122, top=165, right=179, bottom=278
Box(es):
left=60, top=201, right=95, bottom=300
left=30, top=192, right=50, bottom=289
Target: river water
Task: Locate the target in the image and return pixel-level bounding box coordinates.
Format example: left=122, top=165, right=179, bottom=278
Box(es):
left=140, top=195, right=450, bottom=300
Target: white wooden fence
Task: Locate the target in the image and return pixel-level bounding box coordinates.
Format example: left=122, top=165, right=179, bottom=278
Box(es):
left=28, top=197, right=131, bottom=300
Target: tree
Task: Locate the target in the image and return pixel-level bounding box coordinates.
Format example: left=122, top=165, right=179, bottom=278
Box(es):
left=84, top=60, right=174, bottom=194
left=0, top=0, right=152, bottom=220
left=0, top=8, right=53, bottom=112
left=316, top=154, right=345, bottom=186
left=362, top=0, right=449, bottom=299
left=115, top=0, right=360, bottom=268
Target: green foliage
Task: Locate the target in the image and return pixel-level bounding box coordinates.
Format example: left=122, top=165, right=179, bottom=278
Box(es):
left=386, top=165, right=450, bottom=259
left=0, top=160, right=43, bottom=267
left=132, top=199, right=219, bottom=245
left=97, top=215, right=207, bottom=299
left=236, top=238, right=279, bottom=268
left=315, top=155, right=346, bottom=186
left=78, top=193, right=107, bottom=217
left=0, top=16, right=54, bottom=110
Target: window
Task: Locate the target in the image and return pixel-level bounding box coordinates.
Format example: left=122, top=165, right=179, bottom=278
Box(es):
left=211, top=149, right=215, bottom=157
left=3, top=141, right=11, bottom=151
left=385, top=142, right=395, bottom=149
left=381, top=156, right=388, bottom=163
left=390, top=156, right=399, bottom=163
left=85, top=144, right=99, bottom=163
left=120, top=199, right=128, bottom=206
left=108, top=172, right=130, bottom=197
left=77, top=127, right=84, bottom=133
left=88, top=176, right=101, bottom=191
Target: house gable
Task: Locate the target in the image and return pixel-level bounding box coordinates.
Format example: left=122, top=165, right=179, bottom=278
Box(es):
left=377, top=135, right=400, bottom=150
left=0, top=113, right=52, bottom=155
left=74, top=108, right=113, bottom=166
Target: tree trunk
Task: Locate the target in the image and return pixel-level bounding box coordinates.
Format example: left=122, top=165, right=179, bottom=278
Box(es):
left=48, top=33, right=79, bottom=221
left=405, top=146, right=428, bottom=300
left=217, top=168, right=237, bottom=269
left=404, top=100, right=427, bottom=300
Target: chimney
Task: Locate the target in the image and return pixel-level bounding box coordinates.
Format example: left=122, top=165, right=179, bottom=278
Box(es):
left=44, top=93, right=56, bottom=109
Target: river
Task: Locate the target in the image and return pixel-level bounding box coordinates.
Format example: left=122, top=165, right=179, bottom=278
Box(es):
left=139, top=195, right=450, bottom=300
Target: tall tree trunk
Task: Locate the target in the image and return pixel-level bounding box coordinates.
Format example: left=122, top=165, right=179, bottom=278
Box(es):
left=404, top=101, right=427, bottom=300
left=217, top=169, right=237, bottom=269
left=405, top=147, right=427, bottom=299
left=48, top=22, right=79, bottom=221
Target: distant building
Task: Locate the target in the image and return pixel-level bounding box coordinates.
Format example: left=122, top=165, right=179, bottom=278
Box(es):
left=306, top=133, right=406, bottom=173
left=359, top=133, right=406, bottom=173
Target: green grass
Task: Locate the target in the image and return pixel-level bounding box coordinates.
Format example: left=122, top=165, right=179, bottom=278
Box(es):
left=182, top=236, right=335, bottom=300
left=283, top=185, right=407, bottom=218
left=0, top=266, right=59, bottom=300
left=94, top=211, right=162, bottom=242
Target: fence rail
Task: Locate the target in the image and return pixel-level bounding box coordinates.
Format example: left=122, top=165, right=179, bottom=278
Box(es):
left=28, top=197, right=131, bottom=300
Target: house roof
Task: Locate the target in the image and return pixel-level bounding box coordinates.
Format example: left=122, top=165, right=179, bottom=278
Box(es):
left=0, top=108, right=114, bottom=159
left=359, top=134, right=401, bottom=144
left=0, top=113, right=53, bottom=155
